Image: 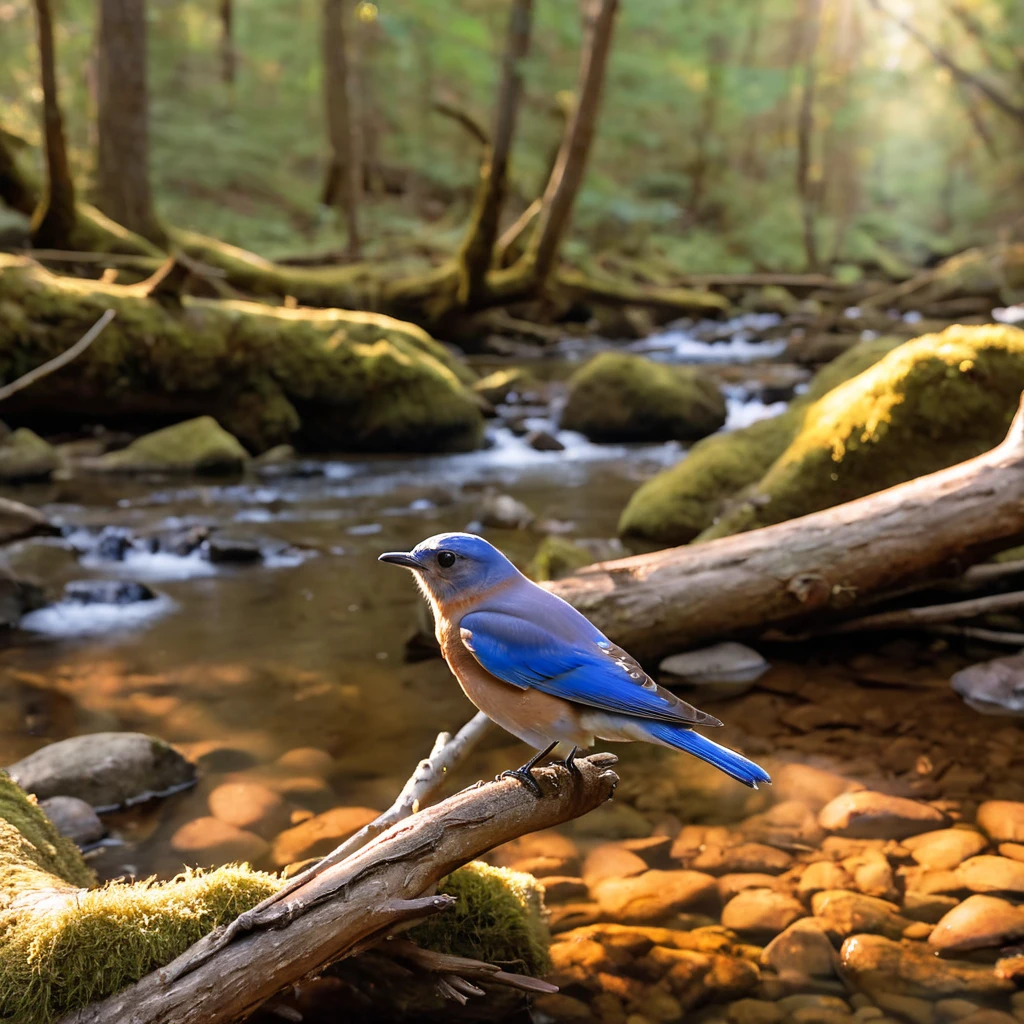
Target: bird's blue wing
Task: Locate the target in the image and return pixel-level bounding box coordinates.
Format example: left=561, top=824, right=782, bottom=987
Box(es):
left=459, top=610, right=720, bottom=727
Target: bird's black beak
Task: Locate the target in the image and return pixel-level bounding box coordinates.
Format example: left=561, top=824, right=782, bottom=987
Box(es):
left=378, top=551, right=423, bottom=570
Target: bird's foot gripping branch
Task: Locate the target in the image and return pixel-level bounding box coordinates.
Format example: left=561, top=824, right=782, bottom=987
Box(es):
left=6, top=720, right=618, bottom=1024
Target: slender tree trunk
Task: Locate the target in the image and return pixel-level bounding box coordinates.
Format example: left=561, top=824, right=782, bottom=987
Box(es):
left=515, top=0, right=620, bottom=289
left=737, top=0, right=764, bottom=177
left=219, top=0, right=236, bottom=87
left=354, top=11, right=382, bottom=197
left=321, top=0, right=362, bottom=256
left=0, top=129, right=38, bottom=217
left=795, top=0, right=821, bottom=272
left=689, top=32, right=727, bottom=216
left=95, top=0, right=164, bottom=244
left=457, top=0, right=534, bottom=306
left=29, top=0, right=77, bottom=248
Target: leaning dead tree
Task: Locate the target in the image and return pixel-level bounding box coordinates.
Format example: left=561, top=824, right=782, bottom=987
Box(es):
left=550, top=392, right=1024, bottom=663
left=56, top=733, right=617, bottom=1024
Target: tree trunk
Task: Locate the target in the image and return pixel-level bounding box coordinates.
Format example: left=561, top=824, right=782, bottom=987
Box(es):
left=219, top=0, right=236, bottom=87
left=321, top=0, right=362, bottom=256
left=0, top=129, right=37, bottom=217
left=548, top=393, right=1024, bottom=664
left=95, top=0, right=165, bottom=244
left=456, top=0, right=534, bottom=306
left=29, top=0, right=77, bottom=248
left=58, top=755, right=617, bottom=1024
left=795, top=0, right=821, bottom=272
left=689, top=30, right=728, bottom=216
left=512, top=0, right=620, bottom=290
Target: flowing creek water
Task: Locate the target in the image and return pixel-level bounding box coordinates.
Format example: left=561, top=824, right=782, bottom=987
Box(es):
left=2, top=323, right=1023, bottom=1021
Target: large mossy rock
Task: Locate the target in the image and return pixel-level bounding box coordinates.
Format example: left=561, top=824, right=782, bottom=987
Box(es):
left=0, top=428, right=60, bottom=483
left=700, top=324, right=1024, bottom=539
left=88, top=416, right=248, bottom=474
left=0, top=255, right=483, bottom=454
left=918, top=244, right=1024, bottom=306
left=561, top=352, right=726, bottom=443
left=619, top=336, right=903, bottom=546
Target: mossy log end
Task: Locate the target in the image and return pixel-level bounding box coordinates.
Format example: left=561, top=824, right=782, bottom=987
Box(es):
left=0, top=254, right=484, bottom=453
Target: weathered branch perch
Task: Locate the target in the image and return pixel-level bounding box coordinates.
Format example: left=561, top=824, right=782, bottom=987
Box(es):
left=59, top=753, right=618, bottom=1024
left=549, top=392, right=1024, bottom=662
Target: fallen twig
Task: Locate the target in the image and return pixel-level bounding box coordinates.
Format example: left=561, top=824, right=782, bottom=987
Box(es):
left=0, top=309, right=115, bottom=402
left=928, top=624, right=1024, bottom=645
left=827, top=590, right=1024, bottom=635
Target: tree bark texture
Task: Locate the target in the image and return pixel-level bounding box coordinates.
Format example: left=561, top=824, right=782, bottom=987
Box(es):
left=795, top=0, right=821, bottom=272
left=30, top=0, right=77, bottom=248
left=95, top=0, right=164, bottom=244
left=548, top=393, right=1024, bottom=663
left=322, top=0, right=362, bottom=255
left=58, top=754, right=618, bottom=1024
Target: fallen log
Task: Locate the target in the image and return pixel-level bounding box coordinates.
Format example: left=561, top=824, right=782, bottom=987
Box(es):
left=548, top=392, right=1024, bottom=663
left=58, top=754, right=618, bottom=1024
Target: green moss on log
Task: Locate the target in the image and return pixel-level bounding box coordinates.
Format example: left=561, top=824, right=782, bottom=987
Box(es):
left=528, top=536, right=598, bottom=582
left=408, top=861, right=551, bottom=976
left=0, top=771, right=282, bottom=1024
left=702, top=324, right=1024, bottom=539
left=618, top=336, right=903, bottom=546
left=562, top=352, right=726, bottom=443
left=0, top=255, right=483, bottom=453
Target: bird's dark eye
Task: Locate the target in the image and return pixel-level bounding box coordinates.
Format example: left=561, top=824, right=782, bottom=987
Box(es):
left=437, top=550, right=457, bottom=569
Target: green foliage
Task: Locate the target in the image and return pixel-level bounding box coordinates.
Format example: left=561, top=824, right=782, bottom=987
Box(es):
left=528, top=536, right=597, bottom=582
left=408, top=861, right=551, bottom=977
left=0, top=0, right=1019, bottom=270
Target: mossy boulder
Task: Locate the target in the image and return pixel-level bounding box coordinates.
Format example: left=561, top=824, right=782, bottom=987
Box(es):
left=408, top=861, right=550, bottom=976
left=561, top=352, right=727, bottom=443
left=528, top=536, right=625, bottom=582
left=739, top=285, right=799, bottom=317
left=619, top=336, right=904, bottom=546
left=0, top=428, right=59, bottom=482
left=918, top=244, right=1024, bottom=306
left=0, top=255, right=484, bottom=454
left=703, top=323, right=1024, bottom=539
left=87, top=416, right=249, bottom=474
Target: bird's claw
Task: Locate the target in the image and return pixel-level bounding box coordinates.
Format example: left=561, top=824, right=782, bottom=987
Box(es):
left=498, top=766, right=544, bottom=797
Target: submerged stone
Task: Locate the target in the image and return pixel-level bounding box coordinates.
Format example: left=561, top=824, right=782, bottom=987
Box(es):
left=659, top=642, right=769, bottom=700
left=63, top=579, right=156, bottom=605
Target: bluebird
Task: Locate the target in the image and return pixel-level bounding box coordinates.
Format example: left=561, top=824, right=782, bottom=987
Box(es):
left=379, top=532, right=770, bottom=795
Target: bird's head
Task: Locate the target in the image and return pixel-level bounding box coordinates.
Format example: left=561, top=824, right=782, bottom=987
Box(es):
left=379, top=532, right=520, bottom=607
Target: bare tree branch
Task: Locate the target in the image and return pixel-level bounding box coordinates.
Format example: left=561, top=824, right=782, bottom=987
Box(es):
left=866, top=0, right=1024, bottom=127
left=0, top=309, right=115, bottom=403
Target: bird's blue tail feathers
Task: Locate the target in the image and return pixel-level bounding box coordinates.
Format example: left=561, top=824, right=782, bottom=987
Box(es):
left=642, top=722, right=771, bottom=789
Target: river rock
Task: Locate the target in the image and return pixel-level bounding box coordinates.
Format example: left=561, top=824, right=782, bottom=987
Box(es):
left=774, top=763, right=857, bottom=811
left=720, top=889, right=805, bottom=938
left=762, top=917, right=838, bottom=979
left=0, top=570, right=45, bottom=628
left=561, top=351, right=727, bottom=443
left=929, top=895, right=1024, bottom=954
left=274, top=747, right=337, bottom=777
left=592, top=869, right=719, bottom=924
left=0, top=496, right=57, bottom=544
left=818, top=791, right=949, bottom=840
left=659, top=643, right=770, bottom=701
left=206, top=534, right=265, bottom=564
left=0, top=428, right=59, bottom=483
left=583, top=843, right=649, bottom=887
left=63, top=579, right=157, bottom=605
left=957, top=855, right=1024, bottom=895
left=88, top=416, right=249, bottom=475
left=812, top=890, right=912, bottom=941
left=840, top=934, right=1014, bottom=998
left=208, top=780, right=291, bottom=839
left=999, top=842, right=1024, bottom=862
left=717, top=873, right=785, bottom=902
left=94, top=525, right=134, bottom=561
left=799, top=860, right=855, bottom=896
left=271, top=805, right=380, bottom=867
left=542, top=876, right=589, bottom=903
left=171, top=816, right=269, bottom=866
left=904, top=829, right=989, bottom=871
left=478, top=491, right=535, bottom=529
left=977, top=801, right=1024, bottom=843
left=902, top=892, right=960, bottom=924
left=726, top=998, right=785, bottom=1024
left=952, top=655, right=1024, bottom=716
left=473, top=368, right=538, bottom=405
left=7, top=732, right=195, bottom=810
left=40, top=795, right=105, bottom=846
left=526, top=428, right=565, bottom=451
left=691, top=842, right=792, bottom=876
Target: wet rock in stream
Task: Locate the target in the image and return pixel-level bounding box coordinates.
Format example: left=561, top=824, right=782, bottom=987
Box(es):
left=952, top=655, right=1024, bottom=717
left=39, top=795, right=106, bottom=847
left=7, top=732, right=196, bottom=811
left=64, top=579, right=157, bottom=605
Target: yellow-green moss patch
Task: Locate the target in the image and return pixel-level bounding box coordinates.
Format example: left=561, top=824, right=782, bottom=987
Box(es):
left=408, top=861, right=551, bottom=976
left=618, top=336, right=904, bottom=546
left=702, top=324, right=1024, bottom=539
left=562, top=351, right=726, bottom=443
left=0, top=255, right=483, bottom=453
